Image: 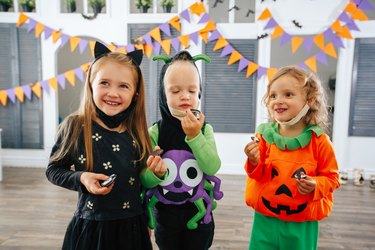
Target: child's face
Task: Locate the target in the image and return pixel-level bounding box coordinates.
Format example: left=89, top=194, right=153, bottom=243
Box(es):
left=268, top=75, right=307, bottom=123
left=91, top=61, right=137, bottom=116
left=164, top=61, right=200, bottom=112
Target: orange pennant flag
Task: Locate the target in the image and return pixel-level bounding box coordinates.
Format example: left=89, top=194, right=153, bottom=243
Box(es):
left=161, top=39, right=171, bottom=55
left=35, top=23, right=44, bottom=38
left=89, top=40, right=96, bottom=56
left=246, top=62, right=259, bottom=78
left=16, top=13, right=29, bottom=27
left=324, top=42, right=337, bottom=58
left=213, top=37, right=228, bottom=51
left=52, top=30, right=62, bottom=44
left=200, top=20, right=216, bottom=33
left=330, top=20, right=344, bottom=34
left=271, top=25, right=284, bottom=39
left=337, top=26, right=353, bottom=39
left=291, top=37, right=304, bottom=54
left=134, top=44, right=144, bottom=51
left=169, top=16, right=181, bottom=32
left=107, top=43, right=116, bottom=51
left=267, top=68, right=278, bottom=81
left=257, top=8, right=272, bottom=20
left=14, top=86, right=25, bottom=103
left=178, top=34, right=190, bottom=48
left=313, top=34, right=325, bottom=50
left=190, top=2, right=206, bottom=16
left=0, top=90, right=7, bottom=106
left=150, top=28, right=162, bottom=43
left=352, top=9, right=368, bottom=21
left=144, top=44, right=153, bottom=58
left=31, top=82, right=42, bottom=98
left=228, top=51, right=242, bottom=65
left=199, top=31, right=209, bottom=43
left=70, top=37, right=80, bottom=52
left=65, top=70, right=76, bottom=86
left=81, top=63, right=91, bottom=74
left=49, top=78, right=58, bottom=92
left=344, top=2, right=357, bottom=14
left=304, top=56, right=317, bottom=72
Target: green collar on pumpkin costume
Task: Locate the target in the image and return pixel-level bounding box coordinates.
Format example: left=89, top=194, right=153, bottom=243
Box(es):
left=256, top=122, right=323, bottom=150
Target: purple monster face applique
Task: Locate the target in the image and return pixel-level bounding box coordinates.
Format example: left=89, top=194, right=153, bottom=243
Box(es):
left=152, top=149, right=205, bottom=205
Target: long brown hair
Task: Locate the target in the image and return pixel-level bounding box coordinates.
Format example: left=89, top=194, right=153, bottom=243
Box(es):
left=50, top=52, right=152, bottom=171
left=263, top=65, right=329, bottom=130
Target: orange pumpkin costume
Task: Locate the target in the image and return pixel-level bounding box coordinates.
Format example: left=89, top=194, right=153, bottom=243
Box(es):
left=245, top=123, right=340, bottom=222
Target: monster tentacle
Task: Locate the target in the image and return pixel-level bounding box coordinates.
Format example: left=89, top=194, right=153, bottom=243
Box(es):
left=187, top=198, right=207, bottom=230
left=146, top=195, right=159, bottom=229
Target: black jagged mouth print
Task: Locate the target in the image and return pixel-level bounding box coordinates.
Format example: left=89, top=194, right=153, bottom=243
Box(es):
left=157, top=185, right=198, bottom=203
left=262, top=197, right=307, bottom=215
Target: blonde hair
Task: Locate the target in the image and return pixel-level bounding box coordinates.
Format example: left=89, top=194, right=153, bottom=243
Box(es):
left=263, top=65, right=329, bottom=130
left=50, top=52, right=152, bottom=171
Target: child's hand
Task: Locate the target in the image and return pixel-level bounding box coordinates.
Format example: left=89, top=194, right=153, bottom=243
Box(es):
left=147, top=146, right=168, bottom=178
left=182, top=110, right=205, bottom=140
left=80, top=172, right=114, bottom=195
left=296, top=176, right=316, bottom=195
left=244, top=139, right=260, bottom=166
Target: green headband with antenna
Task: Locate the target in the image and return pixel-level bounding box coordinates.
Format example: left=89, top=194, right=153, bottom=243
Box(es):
left=152, top=54, right=211, bottom=64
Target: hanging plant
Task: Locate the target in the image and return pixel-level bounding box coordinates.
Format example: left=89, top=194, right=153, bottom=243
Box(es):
left=20, top=0, right=35, bottom=12
left=0, top=0, right=12, bottom=12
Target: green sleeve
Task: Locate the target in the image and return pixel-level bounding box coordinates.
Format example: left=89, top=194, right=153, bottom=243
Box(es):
left=185, top=124, right=221, bottom=176
left=140, top=124, right=164, bottom=188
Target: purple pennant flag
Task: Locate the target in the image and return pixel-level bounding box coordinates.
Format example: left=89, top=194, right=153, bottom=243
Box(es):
left=40, top=80, right=50, bottom=94
left=74, top=68, right=84, bottom=82
left=237, top=57, right=250, bottom=72
left=338, top=12, right=352, bottom=23
left=27, top=19, right=37, bottom=33
left=79, top=40, right=89, bottom=54
left=60, top=34, right=70, bottom=48
left=21, top=85, right=32, bottom=100
left=264, top=18, right=278, bottom=30
left=171, top=37, right=180, bottom=52
left=220, top=45, right=234, bottom=57
left=257, top=66, right=267, bottom=80
left=280, top=33, right=292, bottom=46
left=298, top=63, right=307, bottom=70
left=315, top=51, right=328, bottom=65
left=142, top=33, right=153, bottom=47
left=159, top=23, right=171, bottom=36
left=358, top=0, right=375, bottom=10
left=180, top=9, right=191, bottom=23
left=346, top=20, right=360, bottom=31
left=208, top=30, right=220, bottom=42
left=190, top=32, right=199, bottom=45
left=44, top=26, right=53, bottom=40
left=153, top=42, right=161, bottom=55
left=126, top=44, right=135, bottom=52
left=323, top=28, right=335, bottom=42
left=198, top=13, right=210, bottom=24
left=331, top=36, right=345, bottom=48
left=5, top=89, right=16, bottom=103
left=303, top=37, right=314, bottom=53
left=57, top=74, right=66, bottom=89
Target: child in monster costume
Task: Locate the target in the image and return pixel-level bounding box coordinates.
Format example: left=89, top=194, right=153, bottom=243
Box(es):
left=244, top=65, right=340, bottom=250
left=145, top=51, right=223, bottom=250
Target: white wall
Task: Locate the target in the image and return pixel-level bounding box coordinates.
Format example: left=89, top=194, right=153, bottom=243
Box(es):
left=1, top=0, right=375, bottom=179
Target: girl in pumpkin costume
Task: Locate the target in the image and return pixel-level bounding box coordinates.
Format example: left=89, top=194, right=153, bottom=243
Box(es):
left=244, top=66, right=340, bottom=250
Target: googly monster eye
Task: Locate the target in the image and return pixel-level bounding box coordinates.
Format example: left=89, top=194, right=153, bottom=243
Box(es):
left=179, top=159, right=203, bottom=188
left=159, top=158, right=177, bottom=187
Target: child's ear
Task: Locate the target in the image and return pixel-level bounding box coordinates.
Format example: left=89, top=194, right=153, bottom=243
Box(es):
left=308, top=97, right=316, bottom=107
left=133, top=93, right=139, bottom=102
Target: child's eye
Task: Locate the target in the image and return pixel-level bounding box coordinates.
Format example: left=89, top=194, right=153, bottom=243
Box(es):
left=286, top=92, right=293, bottom=97
left=269, top=94, right=276, bottom=99
left=99, top=81, right=109, bottom=86
left=120, top=84, right=129, bottom=89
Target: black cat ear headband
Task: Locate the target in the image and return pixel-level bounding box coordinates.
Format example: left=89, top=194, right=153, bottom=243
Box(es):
left=93, top=41, right=143, bottom=67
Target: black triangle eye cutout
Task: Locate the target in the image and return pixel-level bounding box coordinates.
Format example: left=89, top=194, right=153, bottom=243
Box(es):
left=127, top=49, right=143, bottom=66
left=94, top=41, right=111, bottom=59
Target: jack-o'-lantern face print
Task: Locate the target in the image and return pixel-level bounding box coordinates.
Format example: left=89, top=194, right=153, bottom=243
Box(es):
left=262, top=166, right=308, bottom=215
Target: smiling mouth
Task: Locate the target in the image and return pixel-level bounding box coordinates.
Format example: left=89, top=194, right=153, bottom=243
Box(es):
left=105, top=100, right=120, bottom=106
